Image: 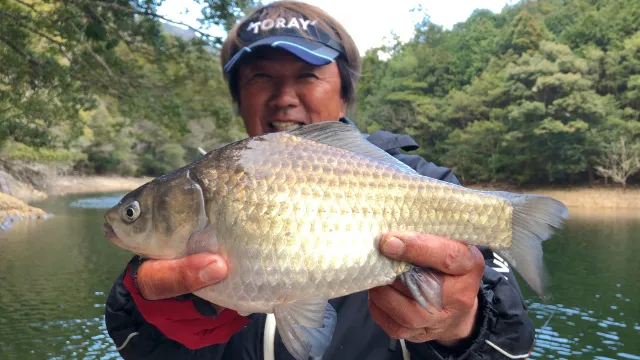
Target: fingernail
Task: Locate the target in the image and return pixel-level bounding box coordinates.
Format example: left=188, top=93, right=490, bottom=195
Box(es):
left=199, top=259, right=225, bottom=283
left=382, top=236, right=405, bottom=257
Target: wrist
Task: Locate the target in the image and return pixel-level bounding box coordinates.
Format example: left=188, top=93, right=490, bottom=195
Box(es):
left=435, top=296, right=479, bottom=348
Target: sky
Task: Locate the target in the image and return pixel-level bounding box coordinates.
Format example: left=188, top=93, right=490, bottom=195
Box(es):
left=158, top=0, right=519, bottom=55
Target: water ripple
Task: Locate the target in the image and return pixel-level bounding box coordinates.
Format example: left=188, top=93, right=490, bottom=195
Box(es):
left=0, top=316, right=118, bottom=360
left=528, top=301, right=639, bottom=359
left=619, top=353, right=640, bottom=360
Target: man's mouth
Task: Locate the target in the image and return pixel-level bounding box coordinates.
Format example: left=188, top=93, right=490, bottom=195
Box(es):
left=270, top=121, right=304, bottom=131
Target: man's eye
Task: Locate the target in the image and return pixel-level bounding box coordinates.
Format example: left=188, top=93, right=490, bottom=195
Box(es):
left=251, top=72, right=271, bottom=79
left=300, top=73, right=319, bottom=79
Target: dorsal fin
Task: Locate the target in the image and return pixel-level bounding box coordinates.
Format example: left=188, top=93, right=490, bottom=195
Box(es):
left=287, top=122, right=418, bottom=174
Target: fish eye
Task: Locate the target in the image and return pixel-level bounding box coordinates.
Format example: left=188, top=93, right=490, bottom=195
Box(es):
left=120, top=200, right=141, bottom=224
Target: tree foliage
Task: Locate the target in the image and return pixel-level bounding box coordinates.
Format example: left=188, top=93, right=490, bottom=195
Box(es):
left=1, top=0, right=251, bottom=175
left=355, top=0, right=640, bottom=186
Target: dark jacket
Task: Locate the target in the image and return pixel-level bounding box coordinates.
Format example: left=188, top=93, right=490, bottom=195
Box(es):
left=105, top=119, right=535, bottom=359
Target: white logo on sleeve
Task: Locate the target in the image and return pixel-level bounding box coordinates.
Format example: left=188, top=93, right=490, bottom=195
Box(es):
left=492, top=253, right=510, bottom=273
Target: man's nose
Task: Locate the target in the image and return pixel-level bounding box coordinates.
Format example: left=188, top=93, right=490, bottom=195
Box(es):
left=268, top=81, right=300, bottom=109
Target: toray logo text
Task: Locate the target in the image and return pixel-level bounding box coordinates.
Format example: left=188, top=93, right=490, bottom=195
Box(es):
left=246, top=18, right=319, bottom=34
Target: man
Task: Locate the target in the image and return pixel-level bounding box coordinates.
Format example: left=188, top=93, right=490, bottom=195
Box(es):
left=105, top=1, right=536, bottom=359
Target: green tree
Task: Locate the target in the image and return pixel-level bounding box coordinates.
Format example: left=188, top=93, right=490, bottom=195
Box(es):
left=0, top=0, right=252, bottom=148
left=508, top=11, right=549, bottom=54
left=443, top=120, right=508, bottom=183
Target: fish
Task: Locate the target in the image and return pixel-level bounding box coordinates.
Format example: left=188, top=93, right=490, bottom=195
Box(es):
left=103, top=121, right=568, bottom=360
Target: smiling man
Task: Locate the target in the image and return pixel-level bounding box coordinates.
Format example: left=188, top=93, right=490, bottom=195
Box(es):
left=105, top=1, right=536, bottom=359
left=234, top=48, right=346, bottom=134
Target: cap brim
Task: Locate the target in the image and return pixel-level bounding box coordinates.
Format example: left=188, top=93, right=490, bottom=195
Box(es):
left=223, top=35, right=340, bottom=73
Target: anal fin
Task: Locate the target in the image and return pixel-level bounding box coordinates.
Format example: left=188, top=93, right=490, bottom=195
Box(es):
left=274, top=297, right=337, bottom=360
left=400, top=266, right=443, bottom=314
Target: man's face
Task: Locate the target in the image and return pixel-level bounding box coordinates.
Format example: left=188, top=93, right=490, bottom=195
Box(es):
left=236, top=48, right=346, bottom=137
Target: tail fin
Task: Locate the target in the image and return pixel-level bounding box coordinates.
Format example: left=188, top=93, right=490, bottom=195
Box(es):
left=491, top=191, right=569, bottom=299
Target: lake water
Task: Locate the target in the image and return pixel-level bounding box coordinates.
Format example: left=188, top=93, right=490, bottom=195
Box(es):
left=0, top=192, right=639, bottom=359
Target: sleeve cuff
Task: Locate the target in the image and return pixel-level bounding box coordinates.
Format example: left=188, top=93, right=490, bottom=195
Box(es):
left=406, top=288, right=534, bottom=359
left=407, top=288, right=490, bottom=359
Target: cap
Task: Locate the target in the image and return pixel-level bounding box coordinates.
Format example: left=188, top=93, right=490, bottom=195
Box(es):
left=223, top=15, right=345, bottom=73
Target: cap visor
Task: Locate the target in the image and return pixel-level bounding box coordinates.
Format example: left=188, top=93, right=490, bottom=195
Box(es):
left=223, top=36, right=340, bottom=73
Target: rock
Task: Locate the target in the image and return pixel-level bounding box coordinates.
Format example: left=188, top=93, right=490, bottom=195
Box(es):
left=0, top=170, right=48, bottom=203
left=0, top=158, right=69, bottom=200
left=0, top=192, right=52, bottom=231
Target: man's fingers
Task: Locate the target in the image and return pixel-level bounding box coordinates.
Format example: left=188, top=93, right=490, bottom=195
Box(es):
left=390, top=278, right=414, bottom=299
left=369, top=285, right=427, bottom=329
left=380, top=232, right=484, bottom=276
left=137, top=253, right=228, bottom=300
left=368, top=298, right=423, bottom=340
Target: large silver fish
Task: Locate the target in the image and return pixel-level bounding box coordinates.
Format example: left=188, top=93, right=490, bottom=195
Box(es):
left=104, top=122, right=568, bottom=360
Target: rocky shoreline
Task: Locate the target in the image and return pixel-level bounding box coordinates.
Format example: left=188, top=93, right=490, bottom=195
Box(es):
left=52, top=175, right=152, bottom=196
left=0, top=192, right=52, bottom=231
left=0, top=159, right=151, bottom=231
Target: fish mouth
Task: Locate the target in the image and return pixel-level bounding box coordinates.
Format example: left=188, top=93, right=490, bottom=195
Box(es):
left=270, top=121, right=304, bottom=132
left=103, top=220, right=126, bottom=249
left=102, top=219, right=165, bottom=260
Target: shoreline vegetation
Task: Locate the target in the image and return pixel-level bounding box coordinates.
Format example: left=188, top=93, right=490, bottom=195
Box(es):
left=1, top=168, right=638, bottom=232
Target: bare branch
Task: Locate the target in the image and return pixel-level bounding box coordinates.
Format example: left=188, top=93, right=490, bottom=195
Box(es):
left=1, top=5, right=126, bottom=96
left=72, top=0, right=221, bottom=42
left=0, top=10, right=65, bottom=46
left=83, top=3, right=138, bottom=54
left=64, top=15, right=138, bottom=92
left=11, top=0, right=39, bottom=12
left=0, top=35, right=41, bottom=67
left=595, top=137, right=640, bottom=188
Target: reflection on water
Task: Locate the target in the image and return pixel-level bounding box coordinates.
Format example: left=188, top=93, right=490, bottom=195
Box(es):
left=0, top=193, right=639, bottom=359
left=69, top=196, right=123, bottom=209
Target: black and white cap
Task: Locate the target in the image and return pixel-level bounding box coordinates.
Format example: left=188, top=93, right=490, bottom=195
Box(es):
left=223, top=15, right=345, bottom=73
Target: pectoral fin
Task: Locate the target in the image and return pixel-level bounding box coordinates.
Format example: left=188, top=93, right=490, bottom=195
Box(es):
left=273, top=297, right=337, bottom=360
left=186, top=224, right=218, bottom=254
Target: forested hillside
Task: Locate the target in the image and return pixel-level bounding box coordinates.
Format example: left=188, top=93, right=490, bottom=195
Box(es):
left=354, top=0, right=640, bottom=186
left=2, top=0, right=639, bottom=186
left=0, top=0, right=251, bottom=177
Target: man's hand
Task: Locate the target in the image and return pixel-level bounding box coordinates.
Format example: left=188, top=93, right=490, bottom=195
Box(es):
left=122, top=253, right=247, bottom=349
left=136, top=253, right=228, bottom=310
left=369, top=231, right=485, bottom=346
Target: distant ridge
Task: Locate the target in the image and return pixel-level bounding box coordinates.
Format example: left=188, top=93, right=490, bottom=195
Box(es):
left=160, top=22, right=219, bottom=54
